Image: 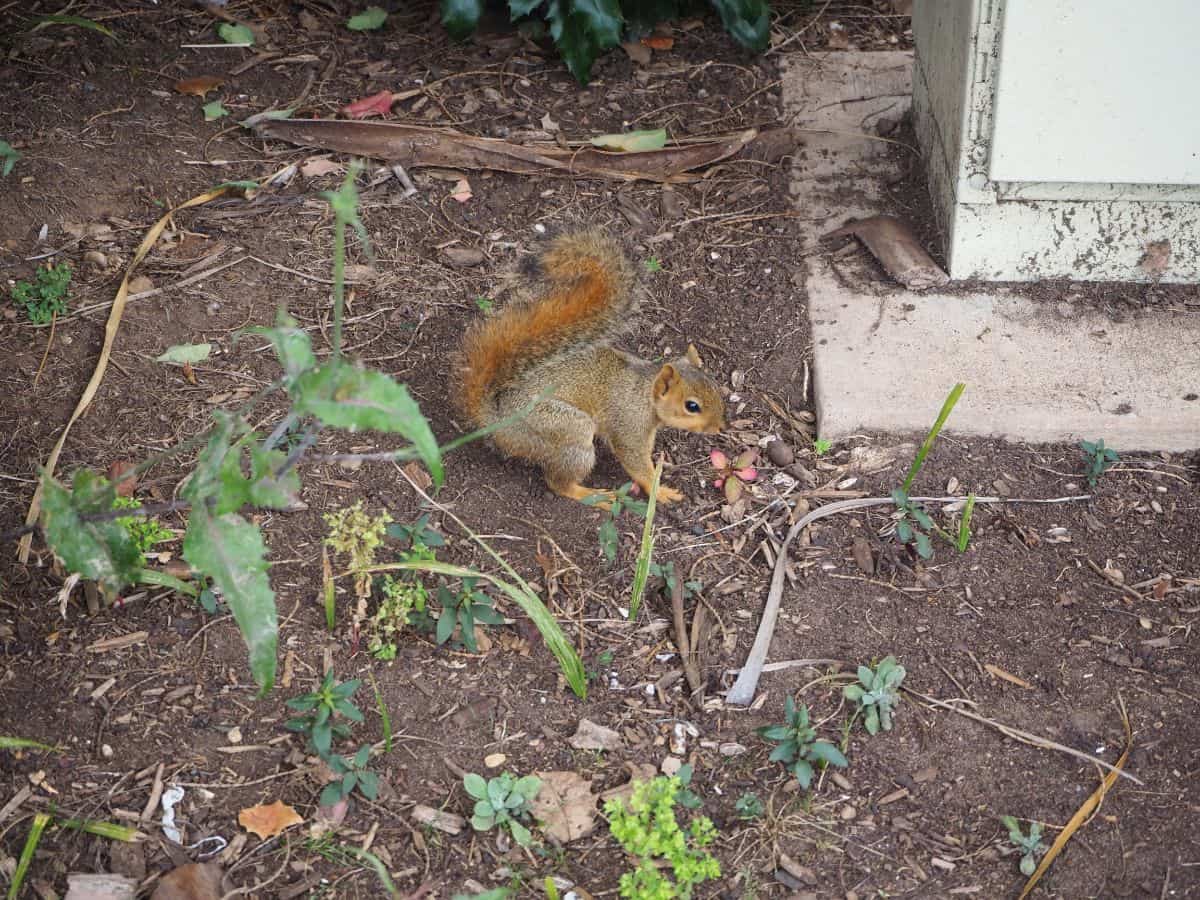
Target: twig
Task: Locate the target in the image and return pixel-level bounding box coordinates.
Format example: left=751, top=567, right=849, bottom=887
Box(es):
left=671, top=574, right=702, bottom=697
left=32, top=311, right=56, bottom=387
left=903, top=687, right=1142, bottom=785
left=1086, top=559, right=1146, bottom=603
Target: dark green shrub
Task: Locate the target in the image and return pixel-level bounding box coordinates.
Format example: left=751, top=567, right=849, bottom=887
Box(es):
left=440, top=0, right=771, bottom=84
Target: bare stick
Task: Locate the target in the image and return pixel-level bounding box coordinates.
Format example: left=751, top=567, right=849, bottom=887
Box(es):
left=671, top=572, right=702, bottom=696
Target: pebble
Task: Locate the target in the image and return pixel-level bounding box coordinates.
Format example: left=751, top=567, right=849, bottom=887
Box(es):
left=660, top=756, right=682, bottom=776
left=840, top=803, right=857, bottom=821
left=226, top=726, right=242, bottom=744
left=766, top=440, right=794, bottom=466
left=992, top=479, right=1010, bottom=496
left=484, top=752, right=507, bottom=768
left=83, top=250, right=107, bottom=268
left=718, top=742, right=747, bottom=757
left=100, top=744, right=113, bottom=759
left=946, top=476, right=959, bottom=494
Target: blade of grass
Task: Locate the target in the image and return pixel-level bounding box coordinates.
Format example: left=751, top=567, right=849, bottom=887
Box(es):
left=628, top=457, right=662, bottom=621
left=344, top=845, right=400, bottom=897
left=322, top=546, right=336, bottom=630
left=956, top=493, right=976, bottom=552
left=902, top=382, right=965, bottom=494
left=57, top=818, right=144, bottom=841
left=370, top=673, right=392, bottom=753
left=31, top=14, right=117, bottom=39
left=8, top=813, right=51, bottom=900
left=133, top=568, right=198, bottom=598
left=0, top=736, right=58, bottom=753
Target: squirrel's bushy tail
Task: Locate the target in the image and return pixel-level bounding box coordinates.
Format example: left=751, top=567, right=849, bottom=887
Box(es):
left=456, top=230, right=637, bottom=422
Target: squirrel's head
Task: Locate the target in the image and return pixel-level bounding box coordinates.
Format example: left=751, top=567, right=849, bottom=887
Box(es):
left=651, top=344, right=726, bottom=435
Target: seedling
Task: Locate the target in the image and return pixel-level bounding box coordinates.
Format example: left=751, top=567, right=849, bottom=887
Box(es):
left=675, top=763, right=702, bottom=810
left=12, top=262, right=71, bottom=324
left=813, top=438, right=832, bottom=456
left=890, top=383, right=965, bottom=559
left=605, top=772, right=721, bottom=898
left=584, top=482, right=647, bottom=564
left=474, top=296, right=494, bottom=313
left=710, top=448, right=758, bottom=504
left=368, top=574, right=426, bottom=660
left=386, top=512, right=444, bottom=551
left=643, top=256, right=663, bottom=273
left=649, top=561, right=702, bottom=601
left=843, top=655, right=906, bottom=735
left=956, top=493, right=976, bottom=552
left=1080, top=439, right=1119, bottom=489
left=435, top=577, right=503, bottom=652
left=285, top=672, right=364, bottom=758
left=111, top=496, right=172, bottom=560
left=320, top=745, right=379, bottom=806
left=757, top=696, right=848, bottom=789
left=0, top=140, right=20, bottom=177
left=464, top=771, right=542, bottom=847
left=734, top=792, right=764, bottom=820
left=325, top=500, right=392, bottom=599
left=1001, top=815, right=1046, bottom=876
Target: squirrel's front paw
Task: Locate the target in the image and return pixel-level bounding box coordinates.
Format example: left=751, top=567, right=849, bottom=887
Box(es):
left=656, top=485, right=685, bottom=504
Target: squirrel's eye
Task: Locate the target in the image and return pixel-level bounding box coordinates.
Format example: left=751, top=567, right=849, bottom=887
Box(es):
left=685, top=399, right=701, bottom=414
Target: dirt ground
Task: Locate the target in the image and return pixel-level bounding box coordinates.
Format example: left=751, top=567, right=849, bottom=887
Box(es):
left=1, top=2, right=1199, bottom=898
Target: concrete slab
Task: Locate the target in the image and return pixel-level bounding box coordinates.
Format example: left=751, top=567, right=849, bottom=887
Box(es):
left=782, top=51, right=1200, bottom=451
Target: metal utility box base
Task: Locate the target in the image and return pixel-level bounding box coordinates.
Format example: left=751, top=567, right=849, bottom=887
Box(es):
left=913, top=0, right=1200, bottom=283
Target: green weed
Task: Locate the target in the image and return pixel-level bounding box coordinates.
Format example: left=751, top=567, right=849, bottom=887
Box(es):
left=843, top=656, right=906, bottom=735
left=1080, top=439, right=1119, bottom=489
left=12, top=262, right=71, bottom=324
left=1001, top=815, right=1046, bottom=876
left=465, top=771, right=542, bottom=847
left=757, top=696, right=848, bottom=789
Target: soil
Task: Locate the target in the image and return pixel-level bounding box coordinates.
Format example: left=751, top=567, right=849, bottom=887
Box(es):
left=1, top=3, right=1198, bottom=899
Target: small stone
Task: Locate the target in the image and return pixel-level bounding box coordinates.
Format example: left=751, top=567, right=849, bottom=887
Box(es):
left=786, top=463, right=817, bottom=487
left=766, top=440, right=794, bottom=466
left=441, top=246, right=485, bottom=268
left=830, top=772, right=852, bottom=790
left=83, top=250, right=107, bottom=268
left=946, top=476, right=959, bottom=494
left=100, top=744, right=113, bottom=759
left=840, top=803, right=857, bottom=821
left=992, top=479, right=1010, bottom=496
left=718, top=742, right=747, bottom=756
left=226, top=726, right=242, bottom=744
left=128, top=275, right=154, bottom=294
left=1151, top=500, right=1163, bottom=513
left=660, top=756, right=682, bottom=776
left=484, top=752, right=507, bottom=769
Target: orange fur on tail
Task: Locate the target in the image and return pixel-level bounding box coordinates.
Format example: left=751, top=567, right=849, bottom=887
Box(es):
left=456, top=231, right=636, bottom=422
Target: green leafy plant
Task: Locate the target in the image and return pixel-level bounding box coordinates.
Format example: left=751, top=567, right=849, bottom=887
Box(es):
left=368, top=574, right=426, bottom=660
left=202, top=101, right=229, bottom=121
left=436, top=577, right=503, bottom=652
left=386, top=512, right=444, bottom=551
left=605, top=772, right=721, bottom=899
left=890, top=382, right=965, bottom=559
left=628, top=458, right=662, bottom=619
left=325, top=500, right=393, bottom=598
left=0, top=140, right=20, bottom=177
left=813, top=437, right=832, bottom=455
left=734, top=792, right=763, bottom=820
left=321, top=745, right=379, bottom=806
left=347, top=6, right=388, bottom=30
left=474, top=296, right=494, bottom=313
left=12, top=262, right=71, bottom=324
left=440, top=0, right=771, bottom=84
left=757, top=696, right=848, bottom=789
left=643, top=256, right=663, bottom=273
left=649, top=561, right=702, bottom=600
left=217, top=22, right=253, bottom=44
left=843, top=655, right=906, bottom=735
left=1001, top=815, right=1046, bottom=877
left=285, top=671, right=364, bottom=758
left=584, top=482, right=647, bottom=564
left=465, top=772, right=542, bottom=847
left=111, top=496, right=172, bottom=559
left=1080, top=439, right=1119, bottom=489
left=956, top=492, right=976, bottom=552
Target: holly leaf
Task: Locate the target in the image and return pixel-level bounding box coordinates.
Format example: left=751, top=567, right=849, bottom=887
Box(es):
left=440, top=0, right=484, bottom=39
left=709, top=0, right=770, bottom=52
left=590, top=128, right=667, bottom=152
left=545, top=0, right=624, bottom=85
left=292, top=361, right=442, bottom=485
left=183, top=507, right=277, bottom=694
left=40, top=470, right=141, bottom=596
left=347, top=6, right=388, bottom=31
left=217, top=23, right=254, bottom=45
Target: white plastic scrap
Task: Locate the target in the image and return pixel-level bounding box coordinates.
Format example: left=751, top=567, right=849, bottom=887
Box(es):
left=160, top=784, right=186, bottom=844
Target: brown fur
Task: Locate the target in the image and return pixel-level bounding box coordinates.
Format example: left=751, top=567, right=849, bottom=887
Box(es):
left=454, top=229, right=725, bottom=505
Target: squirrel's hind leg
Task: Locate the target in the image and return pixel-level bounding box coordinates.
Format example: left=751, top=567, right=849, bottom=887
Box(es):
left=493, top=399, right=611, bottom=507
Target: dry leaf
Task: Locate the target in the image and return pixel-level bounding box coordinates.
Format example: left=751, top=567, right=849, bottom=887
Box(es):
left=64, top=873, right=138, bottom=900
left=568, top=718, right=624, bottom=752
left=599, top=762, right=657, bottom=805
left=342, top=90, right=395, bottom=119
left=174, top=76, right=224, bottom=98
left=641, top=35, right=674, bottom=50
left=449, top=178, right=473, bottom=203
left=621, top=41, right=651, bottom=65
left=108, top=460, right=137, bottom=497
left=300, top=157, right=345, bottom=178
left=402, top=460, right=433, bottom=491
left=238, top=799, right=303, bottom=839
left=530, top=771, right=597, bottom=843
left=1139, top=239, right=1171, bottom=277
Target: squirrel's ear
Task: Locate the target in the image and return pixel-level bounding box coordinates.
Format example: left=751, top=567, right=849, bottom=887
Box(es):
left=685, top=343, right=703, bottom=368
left=654, top=364, right=679, bottom=397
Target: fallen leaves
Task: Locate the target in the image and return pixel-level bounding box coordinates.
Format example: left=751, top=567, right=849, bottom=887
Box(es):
left=237, top=799, right=302, bottom=839
left=342, top=90, right=395, bottom=119
left=300, top=157, right=344, bottom=178
left=590, top=128, right=667, bottom=153
left=568, top=718, right=623, bottom=752
left=149, top=863, right=223, bottom=900
left=530, top=771, right=597, bottom=843
left=174, top=76, right=224, bottom=98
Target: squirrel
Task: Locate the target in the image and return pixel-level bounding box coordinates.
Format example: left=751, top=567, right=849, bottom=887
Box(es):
left=454, top=229, right=726, bottom=506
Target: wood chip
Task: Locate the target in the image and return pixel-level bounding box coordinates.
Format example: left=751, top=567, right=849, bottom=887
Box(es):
left=87, top=631, right=149, bottom=653
left=410, top=804, right=465, bottom=835
left=983, top=664, right=1033, bottom=689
